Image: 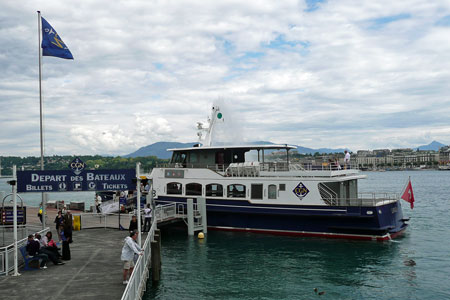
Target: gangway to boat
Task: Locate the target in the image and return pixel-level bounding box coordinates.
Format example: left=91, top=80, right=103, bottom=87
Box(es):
left=153, top=202, right=184, bottom=225
left=154, top=199, right=207, bottom=235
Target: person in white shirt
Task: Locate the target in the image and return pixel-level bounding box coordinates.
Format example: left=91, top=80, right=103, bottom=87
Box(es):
left=95, top=194, right=102, bottom=213
left=143, top=204, right=152, bottom=232
left=121, top=230, right=142, bottom=285
left=344, top=150, right=351, bottom=169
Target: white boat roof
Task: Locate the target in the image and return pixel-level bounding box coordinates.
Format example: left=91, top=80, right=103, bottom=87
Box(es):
left=167, top=144, right=297, bottom=152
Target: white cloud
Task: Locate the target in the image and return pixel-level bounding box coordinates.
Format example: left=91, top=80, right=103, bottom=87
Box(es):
left=1, top=0, right=450, bottom=156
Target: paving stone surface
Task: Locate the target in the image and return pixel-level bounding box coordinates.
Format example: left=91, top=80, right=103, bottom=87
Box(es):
left=0, top=228, right=141, bottom=300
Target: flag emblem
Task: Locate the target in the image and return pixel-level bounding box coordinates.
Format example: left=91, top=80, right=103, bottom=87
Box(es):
left=41, top=17, right=74, bottom=59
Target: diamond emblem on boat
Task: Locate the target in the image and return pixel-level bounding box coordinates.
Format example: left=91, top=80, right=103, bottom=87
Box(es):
left=293, top=182, right=309, bottom=200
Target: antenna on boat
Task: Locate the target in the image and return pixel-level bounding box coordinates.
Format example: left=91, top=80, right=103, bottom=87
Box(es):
left=197, top=105, right=223, bottom=147
left=197, top=122, right=204, bottom=143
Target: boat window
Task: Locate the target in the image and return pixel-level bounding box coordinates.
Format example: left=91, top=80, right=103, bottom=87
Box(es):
left=186, top=183, right=202, bottom=196
left=227, top=184, right=246, bottom=198
left=268, top=184, right=277, bottom=199
left=190, top=153, right=198, bottom=164
left=279, top=184, right=286, bottom=191
left=215, top=152, right=224, bottom=165
left=251, top=184, right=263, bottom=200
left=206, top=184, right=223, bottom=197
left=245, top=150, right=259, bottom=162
left=167, top=182, right=182, bottom=195
left=172, top=152, right=187, bottom=164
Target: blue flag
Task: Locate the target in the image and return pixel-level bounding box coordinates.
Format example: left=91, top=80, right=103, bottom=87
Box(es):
left=41, top=17, right=74, bottom=60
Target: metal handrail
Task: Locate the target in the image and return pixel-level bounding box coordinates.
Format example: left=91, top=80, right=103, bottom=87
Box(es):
left=120, top=203, right=179, bottom=300
left=0, top=226, right=50, bottom=276
left=121, top=218, right=156, bottom=300
left=332, top=194, right=399, bottom=207
left=318, top=183, right=337, bottom=205
left=154, top=162, right=358, bottom=174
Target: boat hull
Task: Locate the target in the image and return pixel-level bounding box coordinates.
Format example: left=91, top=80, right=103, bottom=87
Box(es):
left=155, top=196, right=408, bottom=241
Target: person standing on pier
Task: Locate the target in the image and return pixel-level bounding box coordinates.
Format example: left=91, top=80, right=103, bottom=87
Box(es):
left=121, top=230, right=143, bottom=285
left=95, top=194, right=102, bottom=213
left=64, top=210, right=73, bottom=244
left=60, top=224, right=71, bottom=260
left=54, top=211, right=64, bottom=241
left=38, top=203, right=43, bottom=223
left=344, top=150, right=351, bottom=169
left=143, top=204, right=152, bottom=232
left=129, top=215, right=139, bottom=232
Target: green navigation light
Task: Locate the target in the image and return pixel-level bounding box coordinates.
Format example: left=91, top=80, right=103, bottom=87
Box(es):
left=217, top=112, right=223, bottom=119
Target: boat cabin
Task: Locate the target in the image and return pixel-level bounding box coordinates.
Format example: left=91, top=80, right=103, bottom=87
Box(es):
left=169, top=144, right=296, bottom=169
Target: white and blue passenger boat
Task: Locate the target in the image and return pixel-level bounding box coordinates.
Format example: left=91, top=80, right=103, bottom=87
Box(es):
left=148, top=106, right=409, bottom=241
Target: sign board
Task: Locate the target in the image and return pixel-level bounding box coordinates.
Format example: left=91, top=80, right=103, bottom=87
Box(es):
left=1, top=207, right=26, bottom=225
left=17, top=169, right=136, bottom=193
left=164, top=169, right=184, bottom=178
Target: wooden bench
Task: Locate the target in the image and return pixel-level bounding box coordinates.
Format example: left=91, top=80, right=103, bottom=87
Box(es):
left=19, top=247, right=40, bottom=270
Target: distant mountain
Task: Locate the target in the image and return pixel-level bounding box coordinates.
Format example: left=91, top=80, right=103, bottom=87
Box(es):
left=417, top=140, right=446, bottom=151
left=124, top=141, right=347, bottom=158
left=124, top=142, right=197, bottom=159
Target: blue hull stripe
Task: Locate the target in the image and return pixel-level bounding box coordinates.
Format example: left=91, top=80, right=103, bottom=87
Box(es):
left=156, top=196, right=407, bottom=237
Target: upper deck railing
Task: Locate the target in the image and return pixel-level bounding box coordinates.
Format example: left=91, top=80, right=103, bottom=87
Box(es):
left=342, top=193, right=399, bottom=206
left=154, top=162, right=357, bottom=176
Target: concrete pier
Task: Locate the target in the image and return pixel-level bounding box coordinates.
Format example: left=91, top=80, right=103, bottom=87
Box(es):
left=0, top=228, right=142, bottom=300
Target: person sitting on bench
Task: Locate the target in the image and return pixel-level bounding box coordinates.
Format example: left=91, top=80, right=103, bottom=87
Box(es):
left=26, top=234, right=49, bottom=269
left=35, top=233, right=64, bottom=265
left=41, top=231, right=62, bottom=259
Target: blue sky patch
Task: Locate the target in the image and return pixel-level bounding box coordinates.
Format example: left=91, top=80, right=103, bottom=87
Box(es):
left=369, top=13, right=411, bottom=29
left=304, top=0, right=326, bottom=12
left=153, top=63, right=163, bottom=70
left=436, top=15, right=450, bottom=26
left=262, top=34, right=310, bottom=56
left=234, top=51, right=265, bottom=64
left=264, top=34, right=309, bottom=53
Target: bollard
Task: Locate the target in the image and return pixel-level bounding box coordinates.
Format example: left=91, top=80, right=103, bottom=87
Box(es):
left=73, top=215, right=81, bottom=231
left=151, top=240, right=161, bottom=282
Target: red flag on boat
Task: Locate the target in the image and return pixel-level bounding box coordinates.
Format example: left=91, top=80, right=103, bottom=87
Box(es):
left=401, top=178, right=415, bottom=209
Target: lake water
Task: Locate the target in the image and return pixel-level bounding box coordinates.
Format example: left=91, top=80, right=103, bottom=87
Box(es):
left=2, top=171, right=449, bottom=299
left=144, top=171, right=450, bottom=299
left=0, top=178, right=95, bottom=208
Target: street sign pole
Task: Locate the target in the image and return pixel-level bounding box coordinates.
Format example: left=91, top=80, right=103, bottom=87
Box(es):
left=136, top=162, right=142, bottom=247
left=12, top=165, right=20, bottom=276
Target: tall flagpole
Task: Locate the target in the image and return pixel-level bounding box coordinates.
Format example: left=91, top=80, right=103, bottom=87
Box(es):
left=37, top=11, right=46, bottom=229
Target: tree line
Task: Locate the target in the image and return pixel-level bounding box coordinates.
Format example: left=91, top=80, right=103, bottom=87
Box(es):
left=0, top=155, right=169, bottom=175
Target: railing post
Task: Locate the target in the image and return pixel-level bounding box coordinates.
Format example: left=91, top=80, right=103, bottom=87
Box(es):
left=4, top=248, right=8, bottom=276
left=187, top=198, right=194, bottom=236
left=154, top=229, right=161, bottom=269
left=151, top=239, right=161, bottom=282
left=197, top=197, right=207, bottom=234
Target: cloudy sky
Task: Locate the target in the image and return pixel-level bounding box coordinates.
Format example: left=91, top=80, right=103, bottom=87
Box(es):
left=1, top=0, right=450, bottom=157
